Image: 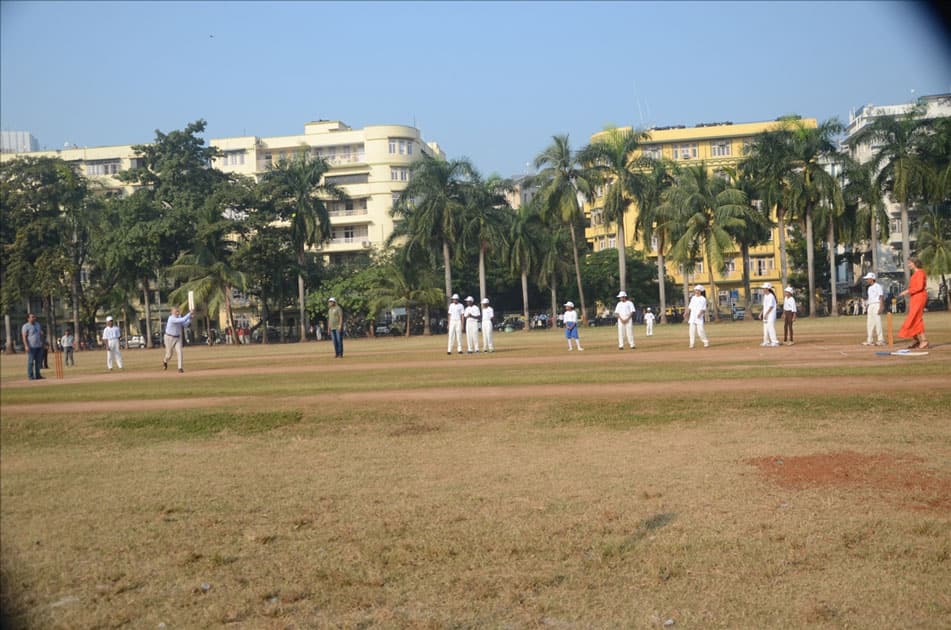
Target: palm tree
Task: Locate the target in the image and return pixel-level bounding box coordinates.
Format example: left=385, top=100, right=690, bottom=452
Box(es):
left=841, top=159, right=888, bottom=273
left=667, top=164, right=747, bottom=321
left=784, top=118, right=846, bottom=317
left=391, top=156, right=475, bottom=300
left=534, top=135, right=595, bottom=322
left=578, top=126, right=651, bottom=292
left=917, top=206, right=951, bottom=309
left=536, top=216, right=573, bottom=329
left=461, top=173, right=513, bottom=302
left=851, top=109, right=934, bottom=285
left=508, top=200, right=544, bottom=329
left=634, top=158, right=677, bottom=323
left=260, top=150, right=345, bottom=342
left=720, top=166, right=773, bottom=319
left=371, top=253, right=445, bottom=337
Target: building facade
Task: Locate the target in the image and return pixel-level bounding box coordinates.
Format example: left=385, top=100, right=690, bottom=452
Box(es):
left=585, top=118, right=817, bottom=311
left=0, top=130, right=39, bottom=154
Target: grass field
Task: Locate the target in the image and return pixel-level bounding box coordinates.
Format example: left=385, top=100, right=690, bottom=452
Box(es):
left=2, top=314, right=950, bottom=628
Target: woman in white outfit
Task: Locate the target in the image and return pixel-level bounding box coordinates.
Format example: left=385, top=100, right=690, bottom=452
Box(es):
left=101, top=316, right=123, bottom=371
left=687, top=285, right=709, bottom=348
left=480, top=298, right=495, bottom=352
left=760, top=282, right=779, bottom=347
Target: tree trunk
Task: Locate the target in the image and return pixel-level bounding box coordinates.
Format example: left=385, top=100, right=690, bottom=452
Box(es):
left=568, top=224, right=587, bottom=324
left=870, top=212, right=880, bottom=272
left=806, top=209, right=817, bottom=317
left=423, top=304, right=431, bottom=336
left=479, top=243, right=487, bottom=304
left=828, top=219, right=838, bottom=317
left=657, top=236, right=668, bottom=325
left=900, top=201, right=911, bottom=286
left=617, top=214, right=627, bottom=293
left=72, top=272, right=81, bottom=351
left=550, top=273, right=558, bottom=332
left=297, top=264, right=307, bottom=343
left=442, top=240, right=453, bottom=300
left=706, top=256, right=720, bottom=322
left=279, top=305, right=286, bottom=343
left=4, top=314, right=13, bottom=354
left=521, top=269, right=530, bottom=333
left=682, top=270, right=689, bottom=311
left=741, top=242, right=754, bottom=320
left=261, top=302, right=270, bottom=344
left=225, top=284, right=237, bottom=345
left=777, top=206, right=789, bottom=289
left=142, top=277, right=153, bottom=348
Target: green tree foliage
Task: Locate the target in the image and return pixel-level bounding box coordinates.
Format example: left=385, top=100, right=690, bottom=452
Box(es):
left=580, top=248, right=658, bottom=313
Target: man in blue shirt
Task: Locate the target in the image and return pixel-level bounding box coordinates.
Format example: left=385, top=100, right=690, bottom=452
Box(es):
left=163, top=306, right=193, bottom=373
left=21, top=313, right=44, bottom=380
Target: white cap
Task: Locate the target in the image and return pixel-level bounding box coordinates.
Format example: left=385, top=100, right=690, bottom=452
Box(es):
left=694, top=285, right=704, bottom=292
left=451, top=294, right=460, bottom=300
left=863, top=272, right=877, bottom=280
left=617, top=291, right=628, bottom=298
left=761, top=282, right=773, bottom=289
left=106, top=316, right=113, bottom=322
left=564, top=301, right=574, bottom=308
left=465, top=296, right=474, bottom=302
left=646, top=307, right=651, bottom=311
left=481, top=298, right=489, bottom=304
left=328, top=297, right=336, bottom=302
left=784, top=286, right=794, bottom=294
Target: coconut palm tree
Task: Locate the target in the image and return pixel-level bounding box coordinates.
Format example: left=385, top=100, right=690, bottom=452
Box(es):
left=534, top=135, right=595, bottom=322
left=508, top=200, right=544, bottom=329
left=260, top=150, right=346, bottom=342
left=841, top=159, right=888, bottom=273
left=391, top=156, right=475, bottom=300
left=634, top=158, right=677, bottom=323
left=536, top=216, right=573, bottom=329
left=917, top=206, right=951, bottom=309
left=461, top=173, right=513, bottom=303
left=667, top=164, right=747, bottom=321
left=720, top=166, right=774, bottom=319
left=578, top=126, right=652, bottom=293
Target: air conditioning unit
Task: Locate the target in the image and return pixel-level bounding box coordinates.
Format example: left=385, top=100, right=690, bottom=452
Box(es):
left=361, top=241, right=371, bottom=248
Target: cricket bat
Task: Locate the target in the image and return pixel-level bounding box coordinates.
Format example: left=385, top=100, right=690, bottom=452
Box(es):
left=188, top=290, right=195, bottom=313
left=886, top=311, right=894, bottom=347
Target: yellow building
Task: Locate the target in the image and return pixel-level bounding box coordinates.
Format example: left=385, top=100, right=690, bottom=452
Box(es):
left=585, top=118, right=817, bottom=311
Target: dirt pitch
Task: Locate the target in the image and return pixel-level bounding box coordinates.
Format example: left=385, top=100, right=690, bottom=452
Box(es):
left=2, top=316, right=950, bottom=628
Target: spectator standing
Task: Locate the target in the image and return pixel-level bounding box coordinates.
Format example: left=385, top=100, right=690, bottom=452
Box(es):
left=60, top=329, right=75, bottom=366
left=101, top=316, right=124, bottom=371
left=782, top=287, right=797, bottom=346
left=21, top=314, right=44, bottom=380
left=327, top=297, right=344, bottom=358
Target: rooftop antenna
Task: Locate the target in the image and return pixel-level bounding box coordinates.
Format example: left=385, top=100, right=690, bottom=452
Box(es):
left=634, top=80, right=644, bottom=126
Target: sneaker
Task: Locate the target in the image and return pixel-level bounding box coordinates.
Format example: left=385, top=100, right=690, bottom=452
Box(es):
left=760, top=342, right=769, bottom=347
left=567, top=347, right=573, bottom=351
left=631, top=346, right=636, bottom=350
left=618, top=347, right=624, bottom=351
left=178, top=368, right=184, bottom=373
left=703, top=343, right=709, bottom=348
left=769, top=342, right=780, bottom=347
left=163, top=361, right=168, bottom=371
left=875, top=341, right=885, bottom=346
left=861, top=342, right=872, bottom=346
left=578, top=347, right=584, bottom=351
left=447, top=351, right=451, bottom=355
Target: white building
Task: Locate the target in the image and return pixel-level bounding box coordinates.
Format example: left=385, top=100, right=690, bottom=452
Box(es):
left=0, top=130, right=39, bottom=153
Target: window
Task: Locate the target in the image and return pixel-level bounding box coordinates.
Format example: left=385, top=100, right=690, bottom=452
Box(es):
left=711, top=140, right=732, bottom=157
left=390, top=167, right=410, bottom=182
left=222, top=150, right=246, bottom=166
left=85, top=159, right=121, bottom=176
left=724, top=259, right=736, bottom=273
left=750, top=257, right=774, bottom=276
left=331, top=224, right=369, bottom=244
left=675, top=143, right=698, bottom=160
left=325, top=173, right=369, bottom=186
left=389, top=138, right=414, bottom=155
left=590, top=209, right=604, bottom=226
left=642, top=145, right=662, bottom=160
left=608, top=236, right=617, bottom=249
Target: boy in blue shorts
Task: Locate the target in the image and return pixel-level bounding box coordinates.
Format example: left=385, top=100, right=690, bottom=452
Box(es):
left=563, top=301, right=583, bottom=351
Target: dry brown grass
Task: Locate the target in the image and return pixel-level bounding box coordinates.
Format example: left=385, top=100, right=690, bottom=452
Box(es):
left=2, top=315, right=950, bottom=628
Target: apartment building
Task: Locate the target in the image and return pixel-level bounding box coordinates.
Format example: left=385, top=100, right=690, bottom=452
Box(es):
left=211, top=120, right=444, bottom=264
left=585, top=119, right=817, bottom=310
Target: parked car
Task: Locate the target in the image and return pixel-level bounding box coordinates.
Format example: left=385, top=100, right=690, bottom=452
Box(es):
left=125, top=334, right=147, bottom=349
left=731, top=306, right=746, bottom=321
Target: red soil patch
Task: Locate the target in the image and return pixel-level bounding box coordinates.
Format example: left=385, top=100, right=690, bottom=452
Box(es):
left=750, top=451, right=951, bottom=511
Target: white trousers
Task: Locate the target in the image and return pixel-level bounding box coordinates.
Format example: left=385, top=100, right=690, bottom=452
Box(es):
left=689, top=321, right=708, bottom=347
left=447, top=320, right=463, bottom=352
left=465, top=319, right=480, bottom=352
left=866, top=303, right=883, bottom=343
left=164, top=334, right=184, bottom=370
left=106, top=338, right=123, bottom=369
left=762, top=318, right=778, bottom=345
left=617, top=321, right=635, bottom=348
left=645, top=320, right=653, bottom=336
left=481, top=322, right=494, bottom=351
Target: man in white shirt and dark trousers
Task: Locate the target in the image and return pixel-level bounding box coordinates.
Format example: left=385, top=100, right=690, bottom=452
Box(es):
left=480, top=298, right=495, bottom=353
left=687, top=285, right=709, bottom=349
left=862, top=272, right=886, bottom=346
left=446, top=294, right=464, bottom=355
left=101, top=316, right=123, bottom=371
left=463, top=296, right=481, bottom=353
left=614, top=291, right=636, bottom=350
left=163, top=306, right=193, bottom=373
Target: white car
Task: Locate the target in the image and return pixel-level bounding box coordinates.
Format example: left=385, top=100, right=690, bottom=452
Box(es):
left=125, top=334, right=147, bottom=349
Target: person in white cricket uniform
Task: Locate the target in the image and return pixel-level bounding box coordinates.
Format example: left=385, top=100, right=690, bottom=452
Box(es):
left=463, top=296, right=481, bottom=353
left=480, top=298, right=495, bottom=352
left=782, top=286, right=797, bottom=345
left=862, top=272, right=885, bottom=346
left=101, top=316, right=123, bottom=371
left=163, top=306, right=193, bottom=372
left=446, top=294, right=465, bottom=354
left=760, top=282, right=780, bottom=347
left=562, top=301, right=583, bottom=351
left=614, top=291, right=636, bottom=350
left=687, top=285, right=709, bottom=349
left=643, top=307, right=655, bottom=336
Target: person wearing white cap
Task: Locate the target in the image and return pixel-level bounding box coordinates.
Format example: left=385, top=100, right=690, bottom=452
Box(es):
left=862, top=272, right=885, bottom=346
left=480, top=298, right=495, bottom=352
left=163, top=305, right=193, bottom=372
left=782, top=286, right=797, bottom=345
left=101, top=316, right=123, bottom=371
left=463, top=296, right=481, bottom=353
left=562, top=301, right=583, bottom=351
left=327, top=298, right=344, bottom=358
left=760, top=283, right=779, bottom=347
left=447, top=294, right=465, bottom=354
left=643, top=307, right=655, bottom=336
left=687, top=285, right=709, bottom=348
left=613, top=291, right=636, bottom=350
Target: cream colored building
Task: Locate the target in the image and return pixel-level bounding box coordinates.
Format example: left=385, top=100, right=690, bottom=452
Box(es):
left=211, top=120, right=444, bottom=264
left=585, top=118, right=817, bottom=311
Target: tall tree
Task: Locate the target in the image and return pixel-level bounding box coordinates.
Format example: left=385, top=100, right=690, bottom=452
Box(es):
left=917, top=206, right=951, bottom=309
left=534, top=135, right=594, bottom=322
left=461, top=173, right=513, bottom=303
left=508, top=201, right=544, bottom=329
left=633, top=158, right=677, bottom=323
left=579, top=126, right=652, bottom=293
left=841, top=159, right=888, bottom=273
left=260, top=150, right=346, bottom=342
left=667, top=164, right=747, bottom=321
left=721, top=166, right=774, bottom=319
left=391, top=156, right=475, bottom=300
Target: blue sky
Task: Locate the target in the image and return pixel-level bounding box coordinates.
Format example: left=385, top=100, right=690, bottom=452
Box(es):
left=2, top=1, right=949, bottom=176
